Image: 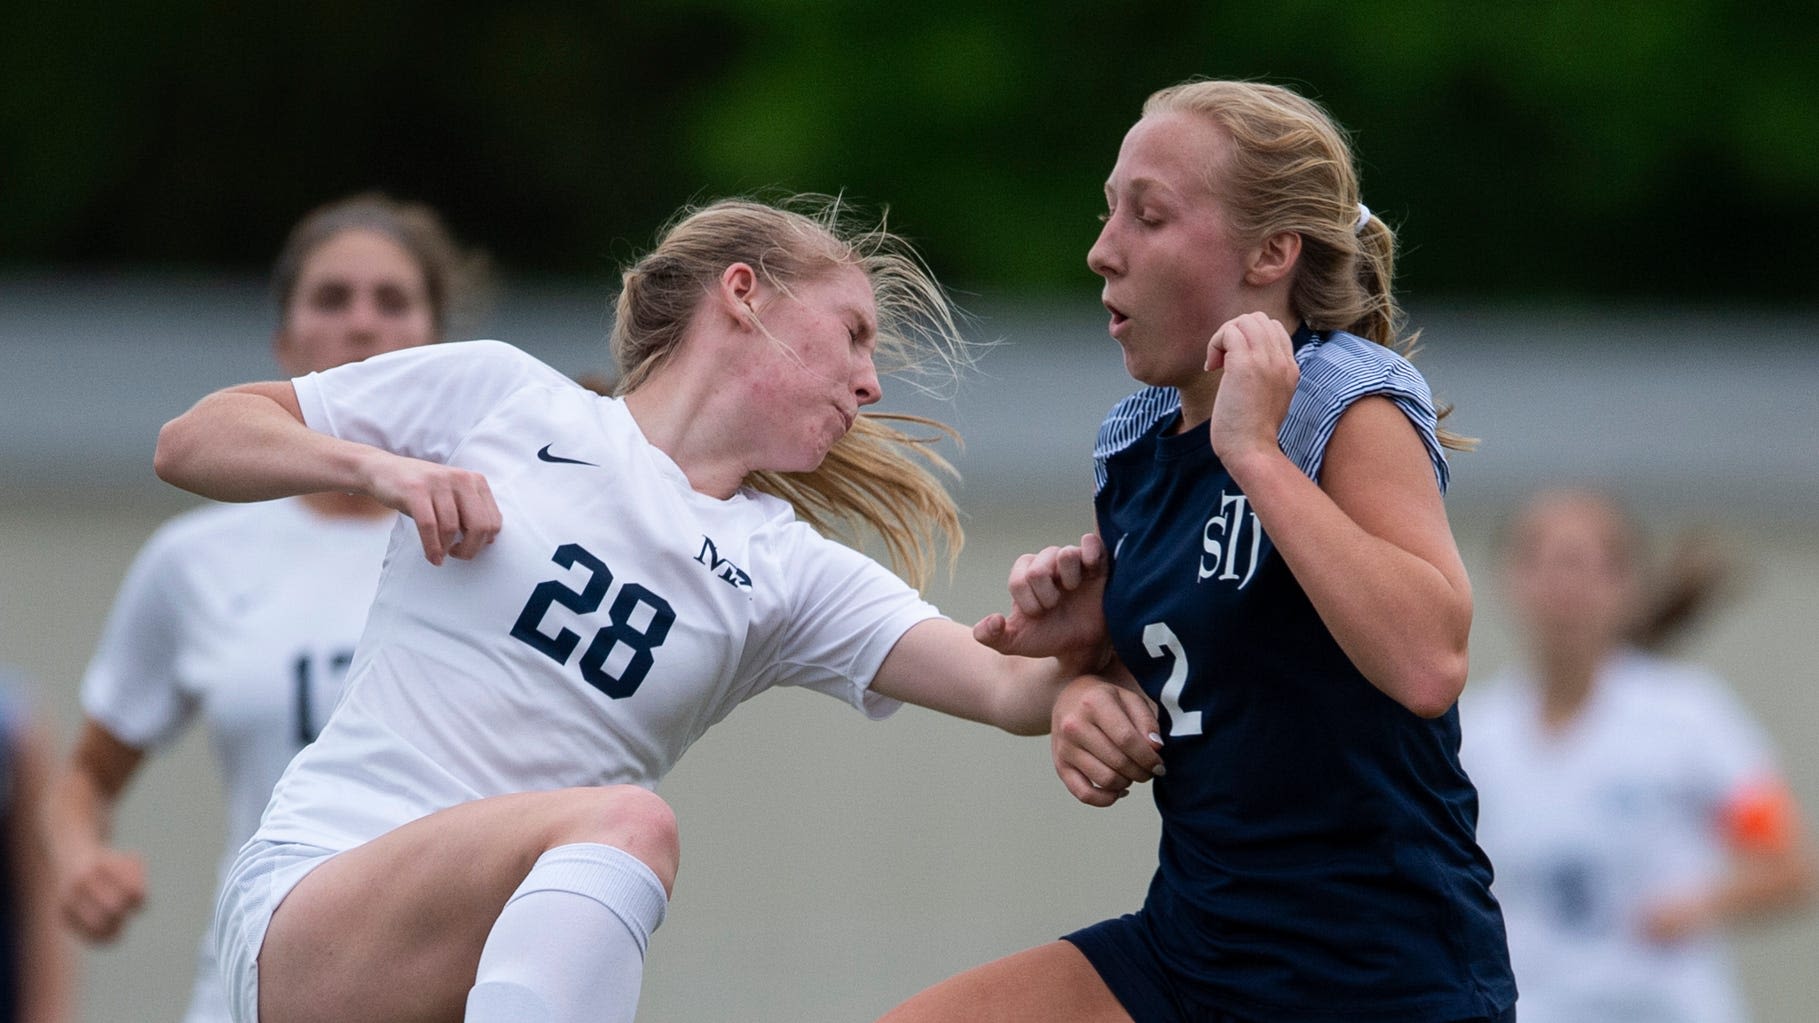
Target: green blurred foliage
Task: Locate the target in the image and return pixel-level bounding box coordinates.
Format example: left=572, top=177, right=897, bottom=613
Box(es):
left=2, top=0, right=1813, bottom=302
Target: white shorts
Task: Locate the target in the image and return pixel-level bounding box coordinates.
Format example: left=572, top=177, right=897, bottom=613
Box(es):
left=178, top=932, right=232, bottom=1023
left=212, top=839, right=342, bottom=1023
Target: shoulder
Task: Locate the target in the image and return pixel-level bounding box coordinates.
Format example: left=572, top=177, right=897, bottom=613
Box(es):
left=448, top=338, right=565, bottom=374
left=1297, top=330, right=1419, bottom=375
left=751, top=511, right=915, bottom=597
left=1603, top=651, right=1780, bottom=779
left=1292, top=331, right=1436, bottom=422
left=1094, top=386, right=1178, bottom=460
left=1092, top=386, right=1178, bottom=490
left=113, top=503, right=317, bottom=603
left=407, top=339, right=575, bottom=388
left=306, top=339, right=576, bottom=397
left=1284, top=330, right=1447, bottom=489
left=746, top=502, right=856, bottom=570
left=1607, top=649, right=1748, bottom=724
left=140, top=501, right=292, bottom=559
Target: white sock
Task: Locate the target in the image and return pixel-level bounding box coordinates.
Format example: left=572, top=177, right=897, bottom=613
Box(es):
left=465, top=842, right=669, bottom=1023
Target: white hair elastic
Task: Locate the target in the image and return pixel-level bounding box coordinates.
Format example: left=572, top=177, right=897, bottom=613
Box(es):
left=1354, top=203, right=1372, bottom=234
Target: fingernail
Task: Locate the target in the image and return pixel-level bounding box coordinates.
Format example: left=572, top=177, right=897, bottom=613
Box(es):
left=1148, top=732, right=1164, bottom=746
left=1152, top=763, right=1167, bottom=777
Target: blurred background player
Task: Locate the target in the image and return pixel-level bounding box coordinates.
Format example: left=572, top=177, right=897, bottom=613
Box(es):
left=42, top=193, right=490, bottom=1023
left=0, top=667, right=73, bottom=1023
left=1463, top=489, right=1816, bottom=1022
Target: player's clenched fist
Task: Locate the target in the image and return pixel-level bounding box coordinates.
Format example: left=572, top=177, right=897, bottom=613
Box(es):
left=359, top=450, right=502, bottom=565
left=1204, top=311, right=1300, bottom=464
left=58, top=844, right=147, bottom=943
left=1051, top=674, right=1165, bottom=808
left=973, top=533, right=1111, bottom=674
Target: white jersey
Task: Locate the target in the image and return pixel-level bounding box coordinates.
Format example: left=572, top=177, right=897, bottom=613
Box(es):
left=80, top=498, right=394, bottom=1023
left=1461, top=649, right=1779, bottom=1023
left=256, top=340, right=939, bottom=854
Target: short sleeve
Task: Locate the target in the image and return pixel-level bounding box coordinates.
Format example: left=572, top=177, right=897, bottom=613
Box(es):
left=1092, top=386, right=1179, bottom=493
left=79, top=524, right=198, bottom=750
left=1679, top=670, right=1778, bottom=803
left=764, top=527, right=944, bottom=718
left=1282, top=332, right=1449, bottom=492
left=293, top=340, right=578, bottom=463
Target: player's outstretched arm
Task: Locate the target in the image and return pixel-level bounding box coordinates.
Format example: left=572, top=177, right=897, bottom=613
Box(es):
left=155, top=381, right=500, bottom=564
left=1642, top=781, right=1816, bottom=942
left=870, top=615, right=1108, bottom=737
left=870, top=534, right=1114, bottom=736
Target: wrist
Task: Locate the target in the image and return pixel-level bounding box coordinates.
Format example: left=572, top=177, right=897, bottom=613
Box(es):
left=1220, top=442, right=1289, bottom=490
left=1054, top=639, right=1113, bottom=680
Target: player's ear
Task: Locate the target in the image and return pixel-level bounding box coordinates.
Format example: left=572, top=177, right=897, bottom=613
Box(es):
left=1243, top=231, right=1301, bottom=287
left=715, top=263, right=762, bottom=330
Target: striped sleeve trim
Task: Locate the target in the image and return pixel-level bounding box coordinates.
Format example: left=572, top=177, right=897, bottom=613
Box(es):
left=1283, top=331, right=1449, bottom=492
left=1093, top=385, right=1180, bottom=492
left=1089, top=332, right=1448, bottom=495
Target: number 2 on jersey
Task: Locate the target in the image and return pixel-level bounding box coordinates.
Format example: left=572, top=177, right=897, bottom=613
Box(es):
left=1143, top=622, right=1202, bottom=737
left=511, top=542, right=675, bottom=699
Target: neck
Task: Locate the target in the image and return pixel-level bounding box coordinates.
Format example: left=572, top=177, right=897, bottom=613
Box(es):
left=1176, top=298, right=1299, bottom=429
left=1177, top=369, right=1223, bottom=432
left=1533, top=641, right=1611, bottom=732
left=621, top=362, right=748, bottom=499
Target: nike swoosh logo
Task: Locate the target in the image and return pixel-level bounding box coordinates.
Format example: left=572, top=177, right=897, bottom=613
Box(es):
left=537, top=444, right=598, bottom=467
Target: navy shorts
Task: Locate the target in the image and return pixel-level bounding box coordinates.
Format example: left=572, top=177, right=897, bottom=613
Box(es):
left=1064, top=911, right=1515, bottom=1023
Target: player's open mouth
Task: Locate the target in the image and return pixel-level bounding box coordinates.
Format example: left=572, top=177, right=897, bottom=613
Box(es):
left=1105, top=302, right=1131, bottom=335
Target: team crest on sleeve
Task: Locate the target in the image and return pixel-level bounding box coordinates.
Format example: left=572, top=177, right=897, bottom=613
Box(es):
left=1199, top=491, right=1262, bottom=589
left=694, top=536, right=752, bottom=590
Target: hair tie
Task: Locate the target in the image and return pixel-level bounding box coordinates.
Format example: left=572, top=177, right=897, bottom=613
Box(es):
left=1353, top=202, right=1372, bottom=234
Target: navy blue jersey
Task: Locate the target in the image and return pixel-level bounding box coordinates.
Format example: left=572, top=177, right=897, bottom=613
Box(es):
left=1088, top=328, right=1513, bottom=1021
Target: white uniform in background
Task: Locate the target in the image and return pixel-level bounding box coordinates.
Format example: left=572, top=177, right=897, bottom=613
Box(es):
left=217, top=340, right=939, bottom=1012
left=81, top=499, right=393, bottom=1023
left=1462, top=649, right=1783, bottom=1023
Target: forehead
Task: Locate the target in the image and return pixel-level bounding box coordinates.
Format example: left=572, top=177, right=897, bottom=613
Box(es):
left=298, top=228, right=424, bottom=283
left=1516, top=497, right=1630, bottom=553
left=795, top=260, right=875, bottom=314
left=1106, top=110, right=1225, bottom=198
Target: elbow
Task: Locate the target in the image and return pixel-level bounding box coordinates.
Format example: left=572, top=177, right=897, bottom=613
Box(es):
left=1397, top=649, right=1470, bottom=720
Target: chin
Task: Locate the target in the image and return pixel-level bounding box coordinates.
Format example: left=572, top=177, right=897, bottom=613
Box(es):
left=781, top=446, right=835, bottom=476
left=1120, top=341, right=1199, bottom=390
left=1118, top=349, right=1168, bottom=388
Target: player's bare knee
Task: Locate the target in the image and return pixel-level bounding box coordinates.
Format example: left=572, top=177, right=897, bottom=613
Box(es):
left=547, top=785, right=680, bottom=893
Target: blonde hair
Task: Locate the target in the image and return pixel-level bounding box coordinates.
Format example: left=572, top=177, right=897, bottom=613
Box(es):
left=272, top=191, right=493, bottom=340
left=1144, top=79, right=1470, bottom=450
left=611, top=195, right=973, bottom=588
